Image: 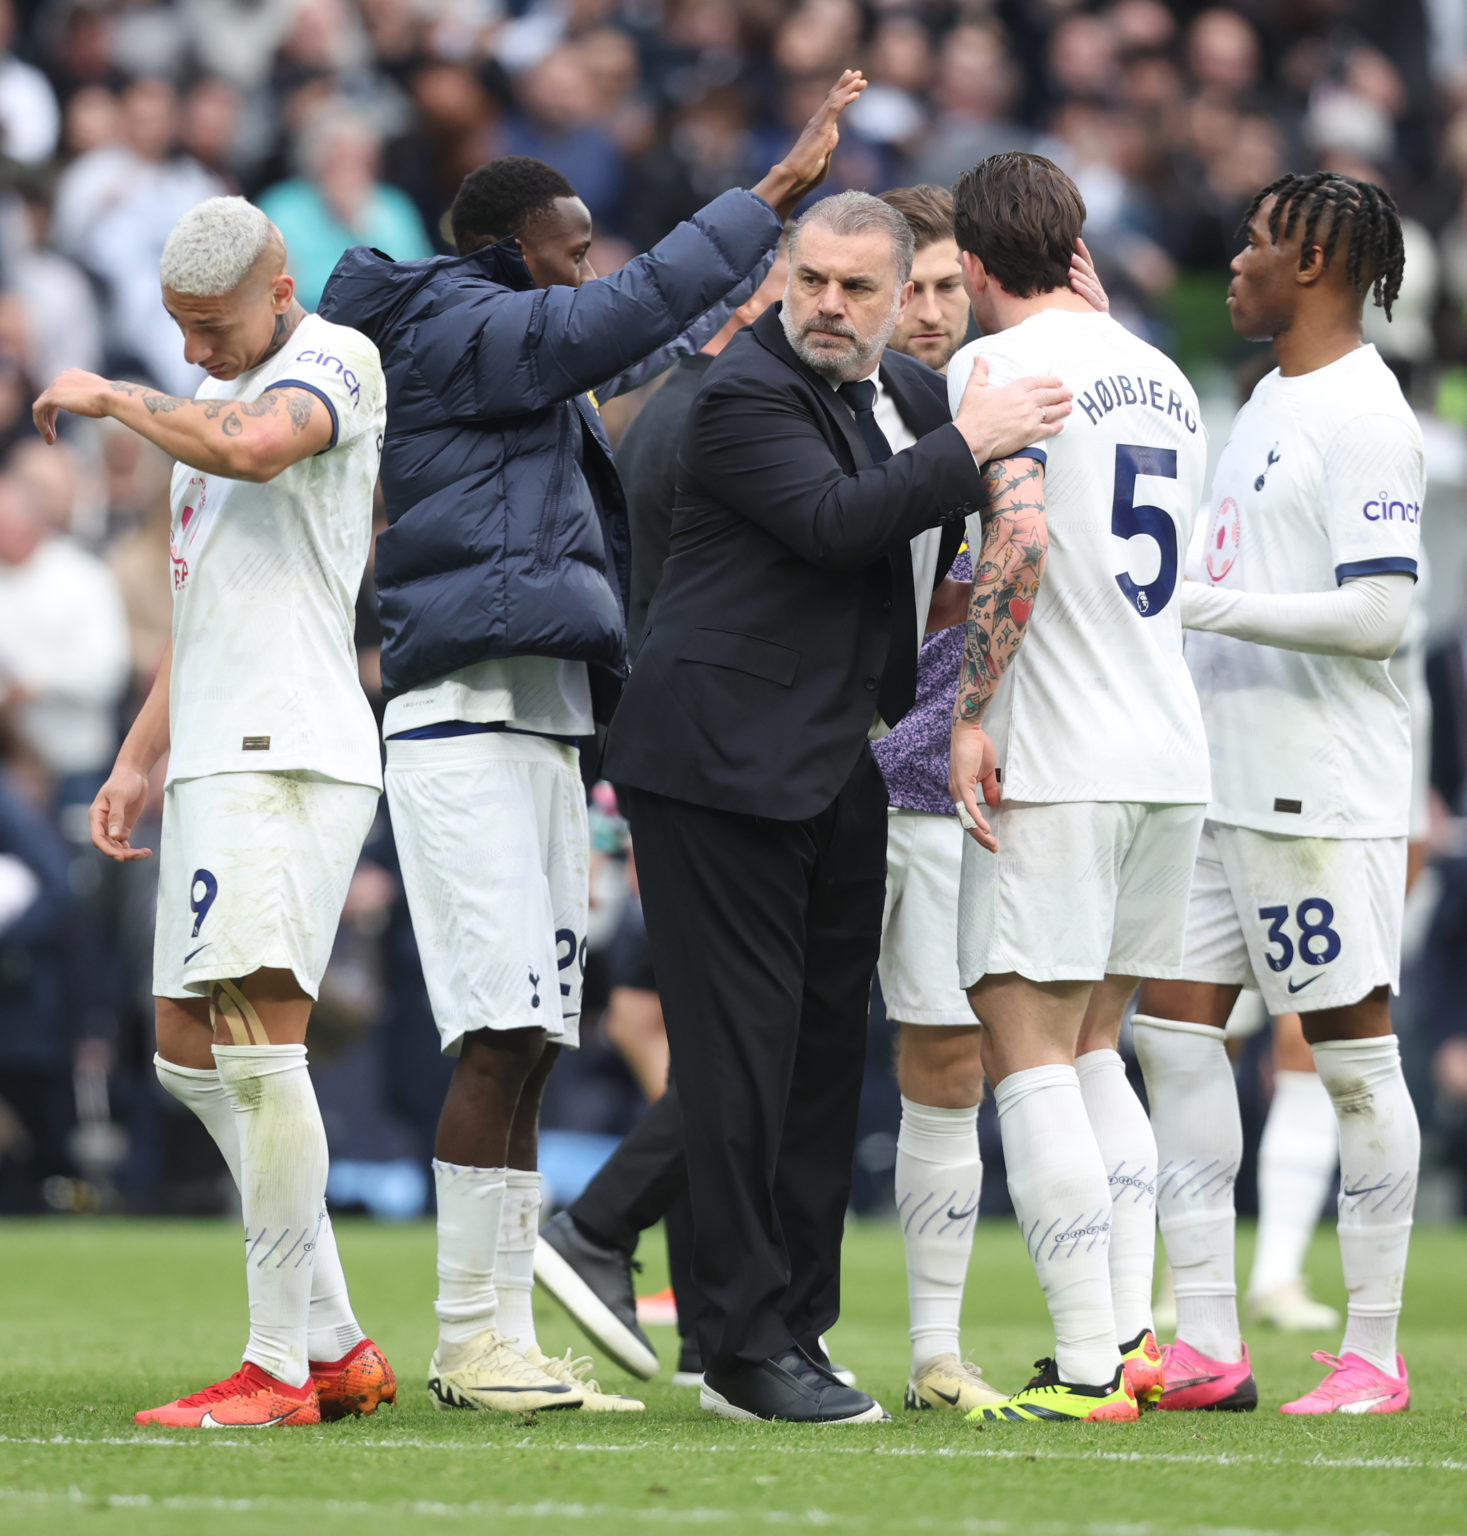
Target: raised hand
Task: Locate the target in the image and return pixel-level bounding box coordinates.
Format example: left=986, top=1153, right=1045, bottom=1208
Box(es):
left=753, top=70, right=867, bottom=218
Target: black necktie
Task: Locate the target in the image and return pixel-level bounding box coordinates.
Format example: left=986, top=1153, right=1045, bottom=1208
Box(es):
left=838, top=378, right=916, bottom=725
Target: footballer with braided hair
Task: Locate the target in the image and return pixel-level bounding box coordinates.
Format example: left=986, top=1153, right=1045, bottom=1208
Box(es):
left=1131, top=170, right=1424, bottom=1417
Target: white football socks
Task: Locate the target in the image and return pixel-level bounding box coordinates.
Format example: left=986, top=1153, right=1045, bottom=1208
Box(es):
left=213, top=1044, right=329, bottom=1388
left=154, top=1053, right=364, bottom=1366
left=993, top=1064, right=1120, bottom=1387
left=1312, top=1036, right=1419, bottom=1374
left=1132, top=1015, right=1243, bottom=1363
left=432, top=1159, right=506, bottom=1352
left=1076, top=1048, right=1157, bottom=1344
left=895, top=1096, right=981, bottom=1373
left=495, top=1169, right=542, bottom=1353
left=1247, top=1069, right=1339, bottom=1300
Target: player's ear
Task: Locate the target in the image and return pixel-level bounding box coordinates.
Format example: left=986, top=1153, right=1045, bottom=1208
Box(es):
left=1295, top=242, right=1327, bottom=288
left=959, top=249, right=986, bottom=300
left=272, top=270, right=296, bottom=312
left=898, top=278, right=915, bottom=314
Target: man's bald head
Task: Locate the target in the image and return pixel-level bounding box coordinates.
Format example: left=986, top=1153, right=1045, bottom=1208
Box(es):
left=159, top=197, right=298, bottom=380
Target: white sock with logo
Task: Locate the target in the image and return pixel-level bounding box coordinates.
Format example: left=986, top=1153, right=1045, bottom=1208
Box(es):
left=1247, top=1069, right=1339, bottom=1300
left=213, top=1044, right=329, bottom=1388
left=895, top=1096, right=981, bottom=1374
left=1131, top=1015, right=1243, bottom=1363
left=1076, top=1048, right=1157, bottom=1345
left=1312, top=1036, right=1419, bottom=1375
left=994, top=1064, right=1120, bottom=1387
left=494, top=1169, right=542, bottom=1353
left=433, top=1159, right=506, bottom=1354
left=155, top=1052, right=365, bottom=1366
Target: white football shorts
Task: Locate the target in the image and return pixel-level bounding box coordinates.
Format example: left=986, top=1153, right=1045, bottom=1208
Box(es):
left=958, top=800, right=1205, bottom=987
left=153, top=770, right=378, bottom=1000
left=878, top=809, right=973, bottom=1026
left=1180, top=819, right=1406, bottom=1014
left=386, top=731, right=588, bottom=1054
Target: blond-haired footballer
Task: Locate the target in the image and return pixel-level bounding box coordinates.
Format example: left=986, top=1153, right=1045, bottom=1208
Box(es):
left=35, top=196, right=392, bottom=1429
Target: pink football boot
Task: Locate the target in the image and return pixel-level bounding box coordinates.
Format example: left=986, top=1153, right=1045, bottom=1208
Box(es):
left=1156, top=1339, right=1258, bottom=1412
left=1279, top=1351, right=1409, bottom=1415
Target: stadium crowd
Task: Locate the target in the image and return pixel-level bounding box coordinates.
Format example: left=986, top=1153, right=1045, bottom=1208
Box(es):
left=3, top=0, right=1467, bottom=1271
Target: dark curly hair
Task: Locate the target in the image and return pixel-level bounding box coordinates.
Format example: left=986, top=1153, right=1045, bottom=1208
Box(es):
left=450, top=157, right=576, bottom=254
left=1240, top=172, right=1405, bottom=319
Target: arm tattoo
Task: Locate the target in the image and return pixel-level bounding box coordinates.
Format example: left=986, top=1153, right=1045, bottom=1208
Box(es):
left=220, top=412, right=243, bottom=436
left=282, top=390, right=314, bottom=434
left=953, top=458, right=1048, bottom=725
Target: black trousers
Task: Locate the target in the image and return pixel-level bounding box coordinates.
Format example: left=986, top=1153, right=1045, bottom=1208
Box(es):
left=624, top=749, right=888, bottom=1371
left=569, top=1082, right=698, bottom=1341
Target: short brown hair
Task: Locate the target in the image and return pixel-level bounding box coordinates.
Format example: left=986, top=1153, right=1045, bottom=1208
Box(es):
left=951, top=152, right=1086, bottom=299
left=878, top=184, right=954, bottom=251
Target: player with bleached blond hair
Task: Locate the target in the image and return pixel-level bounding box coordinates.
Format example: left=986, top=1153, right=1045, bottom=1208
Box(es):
left=34, top=195, right=392, bottom=1429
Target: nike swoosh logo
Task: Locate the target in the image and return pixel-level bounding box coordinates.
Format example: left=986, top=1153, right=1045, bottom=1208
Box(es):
left=1164, top=1374, right=1220, bottom=1392
left=946, top=1204, right=978, bottom=1223
left=199, top=1410, right=292, bottom=1428
left=928, top=1387, right=962, bottom=1406
left=1287, top=975, right=1322, bottom=994
left=1338, top=1394, right=1394, bottom=1414
left=184, top=944, right=211, bottom=963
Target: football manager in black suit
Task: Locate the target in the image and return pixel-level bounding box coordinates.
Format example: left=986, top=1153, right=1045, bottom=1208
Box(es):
left=602, top=190, right=1071, bottom=1424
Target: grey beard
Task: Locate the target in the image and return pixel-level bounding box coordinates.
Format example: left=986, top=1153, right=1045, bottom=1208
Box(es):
left=781, top=301, right=903, bottom=384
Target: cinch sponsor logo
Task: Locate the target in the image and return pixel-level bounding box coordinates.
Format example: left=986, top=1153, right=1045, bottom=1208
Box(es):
left=1363, top=494, right=1420, bottom=523
left=1076, top=374, right=1198, bottom=434
left=295, top=349, right=360, bottom=402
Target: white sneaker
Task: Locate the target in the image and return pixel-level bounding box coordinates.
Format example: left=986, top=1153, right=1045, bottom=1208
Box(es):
left=904, top=1353, right=1008, bottom=1412
left=1245, top=1282, right=1341, bottom=1332
left=525, top=1344, right=645, bottom=1411
left=428, top=1328, right=583, bottom=1412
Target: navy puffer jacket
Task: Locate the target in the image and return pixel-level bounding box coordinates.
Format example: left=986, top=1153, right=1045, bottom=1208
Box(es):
left=318, top=188, right=781, bottom=704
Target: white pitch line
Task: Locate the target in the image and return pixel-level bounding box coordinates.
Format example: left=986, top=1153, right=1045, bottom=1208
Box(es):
left=0, top=1485, right=1382, bottom=1536
left=1, top=1434, right=1465, bottom=1477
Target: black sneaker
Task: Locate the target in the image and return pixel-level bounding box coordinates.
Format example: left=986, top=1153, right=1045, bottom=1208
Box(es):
left=701, top=1349, right=888, bottom=1424
left=533, top=1212, right=658, bottom=1379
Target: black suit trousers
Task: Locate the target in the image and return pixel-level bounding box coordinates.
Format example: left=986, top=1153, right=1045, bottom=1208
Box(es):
left=624, top=749, right=888, bottom=1371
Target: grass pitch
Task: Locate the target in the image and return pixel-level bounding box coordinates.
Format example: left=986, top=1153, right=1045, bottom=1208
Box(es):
left=2, top=1216, right=1465, bottom=1536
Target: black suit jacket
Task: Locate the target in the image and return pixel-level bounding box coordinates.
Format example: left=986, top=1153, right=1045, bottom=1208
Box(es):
left=602, top=302, right=980, bottom=821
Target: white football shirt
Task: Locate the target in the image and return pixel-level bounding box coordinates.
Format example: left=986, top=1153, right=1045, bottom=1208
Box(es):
left=1185, top=344, right=1423, bottom=840
left=948, top=310, right=1210, bottom=804
left=166, top=311, right=386, bottom=789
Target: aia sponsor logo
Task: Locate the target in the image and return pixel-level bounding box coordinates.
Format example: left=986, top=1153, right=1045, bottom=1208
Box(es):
left=1205, top=495, right=1240, bottom=582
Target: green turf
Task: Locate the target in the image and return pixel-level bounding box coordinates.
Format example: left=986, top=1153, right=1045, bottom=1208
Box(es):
left=2, top=1216, right=1464, bottom=1536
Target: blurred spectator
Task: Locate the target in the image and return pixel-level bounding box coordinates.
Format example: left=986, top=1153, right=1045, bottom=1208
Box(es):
left=258, top=99, right=433, bottom=310
left=52, top=77, right=225, bottom=395
left=0, top=762, right=76, bottom=1213
left=505, top=45, right=627, bottom=227
left=910, top=24, right=1033, bottom=190
left=0, top=0, right=58, bottom=164
left=0, top=476, right=129, bottom=796
left=2, top=175, right=105, bottom=387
